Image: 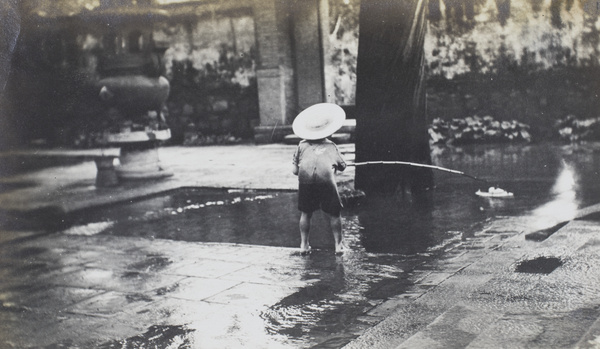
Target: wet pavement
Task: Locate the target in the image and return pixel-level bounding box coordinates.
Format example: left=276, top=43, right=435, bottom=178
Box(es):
left=1, top=142, right=600, bottom=348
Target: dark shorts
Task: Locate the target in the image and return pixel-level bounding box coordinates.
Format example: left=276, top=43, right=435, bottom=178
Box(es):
left=298, top=182, right=343, bottom=216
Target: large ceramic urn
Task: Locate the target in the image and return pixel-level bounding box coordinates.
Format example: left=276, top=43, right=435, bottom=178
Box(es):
left=88, top=2, right=173, bottom=180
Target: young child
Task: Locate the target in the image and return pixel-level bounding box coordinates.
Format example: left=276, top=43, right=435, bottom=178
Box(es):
left=291, top=103, right=347, bottom=255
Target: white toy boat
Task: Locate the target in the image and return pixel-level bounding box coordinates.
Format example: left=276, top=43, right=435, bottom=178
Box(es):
left=476, top=187, right=514, bottom=198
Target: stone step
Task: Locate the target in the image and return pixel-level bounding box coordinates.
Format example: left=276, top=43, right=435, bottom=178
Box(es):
left=395, top=304, right=500, bottom=349
left=465, top=309, right=600, bottom=349
left=462, top=221, right=600, bottom=348
left=348, top=216, right=600, bottom=349
left=574, top=314, right=600, bottom=349
left=394, top=290, right=600, bottom=349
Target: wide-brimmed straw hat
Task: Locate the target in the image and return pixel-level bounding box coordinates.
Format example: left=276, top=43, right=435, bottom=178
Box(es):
left=292, top=103, right=346, bottom=140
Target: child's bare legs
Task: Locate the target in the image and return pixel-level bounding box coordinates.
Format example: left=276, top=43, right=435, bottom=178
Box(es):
left=329, top=213, right=345, bottom=253
left=299, top=211, right=312, bottom=252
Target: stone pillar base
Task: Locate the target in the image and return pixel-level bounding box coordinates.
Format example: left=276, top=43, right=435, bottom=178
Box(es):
left=116, top=142, right=173, bottom=180
left=95, top=156, right=119, bottom=187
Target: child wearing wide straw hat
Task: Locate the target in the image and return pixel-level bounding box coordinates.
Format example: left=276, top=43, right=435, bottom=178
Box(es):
left=292, top=103, right=347, bottom=255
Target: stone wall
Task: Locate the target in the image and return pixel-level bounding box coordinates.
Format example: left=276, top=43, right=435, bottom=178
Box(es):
left=326, top=0, right=600, bottom=141
left=153, top=13, right=259, bottom=145
left=423, top=0, right=600, bottom=140
left=4, top=0, right=600, bottom=147
left=1, top=2, right=261, bottom=147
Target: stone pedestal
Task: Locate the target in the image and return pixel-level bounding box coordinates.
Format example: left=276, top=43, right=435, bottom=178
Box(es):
left=106, top=129, right=173, bottom=180
left=94, top=156, right=119, bottom=187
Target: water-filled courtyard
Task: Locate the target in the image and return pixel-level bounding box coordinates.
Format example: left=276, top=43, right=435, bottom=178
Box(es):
left=48, top=142, right=600, bottom=347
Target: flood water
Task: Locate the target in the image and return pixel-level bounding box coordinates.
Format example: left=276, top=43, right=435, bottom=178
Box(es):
left=58, top=142, right=600, bottom=347
left=72, top=143, right=600, bottom=253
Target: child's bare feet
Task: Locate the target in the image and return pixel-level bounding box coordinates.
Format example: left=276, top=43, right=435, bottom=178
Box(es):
left=334, top=242, right=347, bottom=255
left=300, top=245, right=311, bottom=256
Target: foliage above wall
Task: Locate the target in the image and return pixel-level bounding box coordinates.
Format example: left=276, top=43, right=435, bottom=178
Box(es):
left=325, top=0, right=360, bottom=105
left=154, top=16, right=259, bottom=144
left=426, top=0, right=600, bottom=79
left=8, top=0, right=600, bottom=147
left=326, top=0, right=600, bottom=107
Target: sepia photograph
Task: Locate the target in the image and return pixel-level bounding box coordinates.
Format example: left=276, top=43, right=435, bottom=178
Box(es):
left=1, top=0, right=600, bottom=347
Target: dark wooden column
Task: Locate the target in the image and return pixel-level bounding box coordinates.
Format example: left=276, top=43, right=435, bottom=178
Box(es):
left=0, top=0, right=20, bottom=94
left=0, top=0, right=21, bottom=148
left=354, top=0, right=433, bottom=194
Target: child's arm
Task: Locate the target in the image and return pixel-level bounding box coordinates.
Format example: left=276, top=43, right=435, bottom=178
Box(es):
left=292, top=146, right=300, bottom=175
left=333, top=144, right=346, bottom=172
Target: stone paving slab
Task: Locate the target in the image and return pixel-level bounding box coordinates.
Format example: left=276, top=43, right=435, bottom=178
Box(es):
left=576, top=315, right=600, bottom=349
left=0, top=220, right=594, bottom=349
left=0, top=233, right=307, bottom=348
left=345, top=212, right=600, bottom=349
left=396, top=305, right=499, bottom=349
left=466, top=309, right=600, bottom=349
left=0, top=217, right=530, bottom=349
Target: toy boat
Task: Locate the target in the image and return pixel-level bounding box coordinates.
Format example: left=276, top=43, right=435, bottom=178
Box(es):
left=476, top=187, right=514, bottom=198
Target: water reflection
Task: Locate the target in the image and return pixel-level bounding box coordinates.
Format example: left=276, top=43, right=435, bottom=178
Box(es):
left=351, top=192, right=437, bottom=255
left=528, top=160, right=579, bottom=230
left=67, top=144, right=600, bottom=256
left=262, top=256, right=349, bottom=342
left=352, top=143, right=600, bottom=254
left=261, top=250, right=411, bottom=347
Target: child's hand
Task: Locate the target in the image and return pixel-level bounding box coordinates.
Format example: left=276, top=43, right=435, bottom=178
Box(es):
left=333, top=163, right=346, bottom=172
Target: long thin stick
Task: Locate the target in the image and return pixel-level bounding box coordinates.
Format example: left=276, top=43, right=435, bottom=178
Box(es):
left=348, top=161, right=488, bottom=183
